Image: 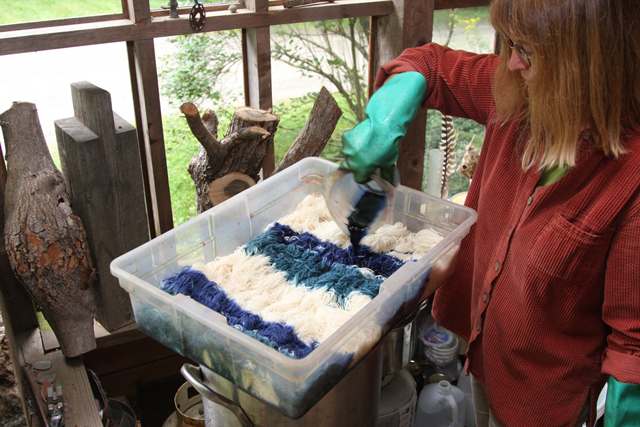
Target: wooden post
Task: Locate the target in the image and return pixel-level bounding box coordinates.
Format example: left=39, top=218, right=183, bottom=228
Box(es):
left=369, top=0, right=435, bottom=190
left=242, top=0, right=275, bottom=178
left=126, top=0, right=173, bottom=238
left=55, top=82, right=150, bottom=332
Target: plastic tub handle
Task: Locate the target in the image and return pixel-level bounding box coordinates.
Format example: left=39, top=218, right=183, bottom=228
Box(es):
left=180, top=363, right=253, bottom=427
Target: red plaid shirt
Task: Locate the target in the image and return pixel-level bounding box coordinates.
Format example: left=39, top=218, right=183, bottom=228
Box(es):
left=377, top=44, right=640, bottom=427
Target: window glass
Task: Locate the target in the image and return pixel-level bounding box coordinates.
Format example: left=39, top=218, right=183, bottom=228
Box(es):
left=1, top=1, right=123, bottom=25
left=270, top=19, right=370, bottom=166
left=149, top=0, right=233, bottom=10
left=425, top=7, right=492, bottom=199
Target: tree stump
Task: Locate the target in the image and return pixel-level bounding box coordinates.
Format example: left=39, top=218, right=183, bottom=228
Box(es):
left=183, top=104, right=279, bottom=212
left=0, top=102, right=96, bottom=358
left=182, top=87, right=342, bottom=212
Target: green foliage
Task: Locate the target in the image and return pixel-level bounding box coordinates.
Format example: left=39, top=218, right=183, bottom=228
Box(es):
left=159, top=32, right=243, bottom=109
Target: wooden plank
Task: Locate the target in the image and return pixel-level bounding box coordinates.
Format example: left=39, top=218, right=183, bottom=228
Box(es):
left=54, top=82, right=150, bottom=331
left=243, top=27, right=273, bottom=110
left=0, top=0, right=395, bottom=56
left=128, top=38, right=174, bottom=236
left=126, top=40, right=157, bottom=238
left=243, top=26, right=275, bottom=177
left=126, top=0, right=151, bottom=24
left=83, top=334, right=192, bottom=399
left=241, top=0, right=269, bottom=12
left=370, top=0, right=435, bottom=190
left=18, top=328, right=102, bottom=427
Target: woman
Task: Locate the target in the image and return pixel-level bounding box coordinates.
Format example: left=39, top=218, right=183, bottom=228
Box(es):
left=341, top=0, right=640, bottom=425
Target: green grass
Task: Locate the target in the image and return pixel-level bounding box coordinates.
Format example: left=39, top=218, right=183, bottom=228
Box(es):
left=434, top=7, right=489, bottom=24
left=1, top=0, right=224, bottom=25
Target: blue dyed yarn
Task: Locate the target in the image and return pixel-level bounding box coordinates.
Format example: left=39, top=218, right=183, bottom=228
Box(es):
left=267, top=223, right=405, bottom=277
left=245, top=228, right=381, bottom=301
left=160, top=268, right=318, bottom=359
left=243, top=223, right=407, bottom=302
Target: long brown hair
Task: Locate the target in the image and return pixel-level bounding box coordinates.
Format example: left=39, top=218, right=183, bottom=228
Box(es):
left=490, top=0, right=640, bottom=170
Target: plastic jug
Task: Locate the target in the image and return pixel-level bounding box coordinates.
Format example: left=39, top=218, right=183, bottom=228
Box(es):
left=415, top=380, right=466, bottom=427
left=456, top=369, right=476, bottom=427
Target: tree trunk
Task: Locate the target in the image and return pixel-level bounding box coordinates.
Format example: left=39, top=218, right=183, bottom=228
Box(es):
left=272, top=86, right=342, bottom=175
left=182, top=88, right=342, bottom=213
left=0, top=102, right=96, bottom=358
left=184, top=104, right=279, bottom=213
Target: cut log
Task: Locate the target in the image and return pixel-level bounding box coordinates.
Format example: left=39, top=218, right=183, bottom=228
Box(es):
left=183, top=104, right=280, bottom=213
left=1, top=102, right=96, bottom=358
left=271, top=86, right=342, bottom=176
left=208, top=172, right=256, bottom=207
left=182, top=88, right=342, bottom=213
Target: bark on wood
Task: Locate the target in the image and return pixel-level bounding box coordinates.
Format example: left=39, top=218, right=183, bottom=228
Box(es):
left=182, top=88, right=341, bottom=212
left=182, top=104, right=280, bottom=213
left=272, top=86, right=342, bottom=175
left=1, top=102, right=96, bottom=358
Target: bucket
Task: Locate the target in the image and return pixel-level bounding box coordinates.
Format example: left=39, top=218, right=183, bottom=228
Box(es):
left=183, top=343, right=383, bottom=427
left=378, top=369, right=417, bottom=427
left=381, top=309, right=419, bottom=377
left=176, top=382, right=205, bottom=427
left=108, top=399, right=137, bottom=427
left=417, top=316, right=461, bottom=381
left=162, top=383, right=205, bottom=427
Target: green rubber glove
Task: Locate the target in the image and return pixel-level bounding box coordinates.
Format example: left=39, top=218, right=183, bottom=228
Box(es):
left=342, top=71, right=427, bottom=183
left=604, top=376, right=640, bottom=426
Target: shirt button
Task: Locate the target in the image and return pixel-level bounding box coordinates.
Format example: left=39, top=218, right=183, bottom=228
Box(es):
left=507, top=227, right=512, bottom=236
left=476, top=321, right=481, bottom=331
left=494, top=261, right=500, bottom=271
left=527, top=196, right=533, bottom=205
left=483, top=293, right=487, bottom=303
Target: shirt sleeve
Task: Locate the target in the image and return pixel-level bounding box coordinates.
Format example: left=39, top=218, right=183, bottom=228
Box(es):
left=602, top=206, right=640, bottom=384
left=374, top=43, right=500, bottom=126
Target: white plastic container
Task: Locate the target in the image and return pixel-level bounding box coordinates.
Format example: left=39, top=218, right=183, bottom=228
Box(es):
left=456, top=369, right=476, bottom=427
left=378, top=369, right=417, bottom=427
left=110, top=157, right=477, bottom=419
left=415, top=380, right=466, bottom=427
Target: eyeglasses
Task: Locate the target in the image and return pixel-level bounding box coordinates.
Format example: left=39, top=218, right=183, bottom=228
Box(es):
left=504, top=34, right=534, bottom=68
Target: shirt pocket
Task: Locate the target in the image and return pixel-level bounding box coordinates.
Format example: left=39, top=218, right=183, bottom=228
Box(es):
left=526, top=213, right=614, bottom=284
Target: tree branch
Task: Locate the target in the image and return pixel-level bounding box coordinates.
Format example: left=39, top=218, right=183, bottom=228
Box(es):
left=180, top=102, right=223, bottom=158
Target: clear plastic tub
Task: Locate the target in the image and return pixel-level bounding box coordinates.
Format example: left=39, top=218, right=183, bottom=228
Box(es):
left=110, top=157, right=477, bottom=419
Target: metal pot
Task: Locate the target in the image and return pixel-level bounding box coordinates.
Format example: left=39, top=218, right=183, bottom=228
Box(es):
left=381, top=308, right=420, bottom=377
left=181, top=343, right=383, bottom=427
